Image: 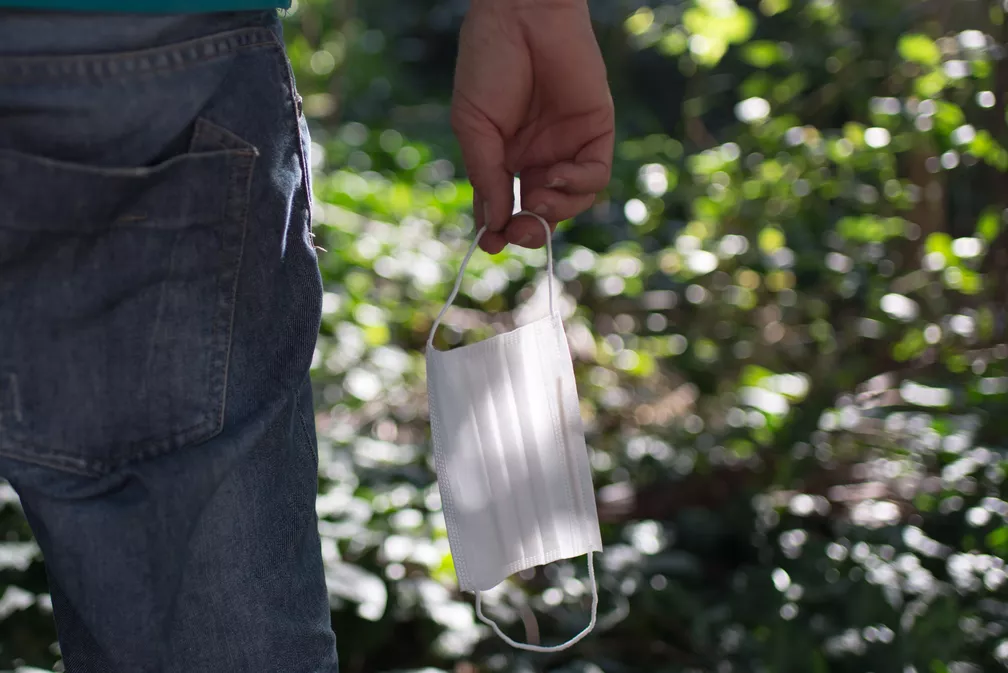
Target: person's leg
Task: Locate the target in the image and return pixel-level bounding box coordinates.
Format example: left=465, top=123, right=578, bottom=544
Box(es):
left=0, top=10, right=336, bottom=672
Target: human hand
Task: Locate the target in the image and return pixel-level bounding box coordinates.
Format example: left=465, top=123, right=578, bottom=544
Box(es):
left=451, top=0, right=614, bottom=254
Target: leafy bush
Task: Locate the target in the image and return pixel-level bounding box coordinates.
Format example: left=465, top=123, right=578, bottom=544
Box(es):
left=2, top=1, right=1007, bottom=672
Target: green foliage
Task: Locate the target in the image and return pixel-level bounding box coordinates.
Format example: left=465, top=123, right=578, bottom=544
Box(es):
left=2, top=0, right=1008, bottom=672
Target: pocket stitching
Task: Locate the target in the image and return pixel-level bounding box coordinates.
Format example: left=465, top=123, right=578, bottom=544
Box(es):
left=0, top=146, right=256, bottom=182
left=210, top=137, right=257, bottom=442
left=0, top=135, right=257, bottom=474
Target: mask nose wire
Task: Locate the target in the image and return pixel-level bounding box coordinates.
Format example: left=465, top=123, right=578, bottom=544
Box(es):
left=425, top=211, right=555, bottom=353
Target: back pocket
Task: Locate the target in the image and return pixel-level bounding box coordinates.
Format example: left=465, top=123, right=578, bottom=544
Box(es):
left=0, top=118, right=256, bottom=474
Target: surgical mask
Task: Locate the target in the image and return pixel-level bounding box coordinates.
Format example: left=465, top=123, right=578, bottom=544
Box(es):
left=425, top=211, right=603, bottom=652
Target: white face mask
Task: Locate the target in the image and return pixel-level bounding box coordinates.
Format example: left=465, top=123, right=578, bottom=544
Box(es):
left=425, top=211, right=603, bottom=652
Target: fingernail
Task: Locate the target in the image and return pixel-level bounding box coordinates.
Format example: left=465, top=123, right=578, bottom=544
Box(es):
left=483, top=202, right=493, bottom=230
left=533, top=204, right=549, bottom=217
left=546, top=178, right=566, bottom=189
left=517, top=233, right=532, bottom=246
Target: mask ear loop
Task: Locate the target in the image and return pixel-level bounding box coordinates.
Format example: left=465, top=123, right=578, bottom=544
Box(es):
left=474, top=552, right=598, bottom=653
left=425, top=210, right=555, bottom=353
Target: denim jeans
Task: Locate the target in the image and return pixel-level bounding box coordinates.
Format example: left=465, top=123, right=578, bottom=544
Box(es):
left=0, top=10, right=338, bottom=672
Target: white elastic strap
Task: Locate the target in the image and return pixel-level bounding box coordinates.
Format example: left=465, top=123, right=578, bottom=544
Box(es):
left=474, top=552, right=598, bottom=653
left=425, top=210, right=555, bottom=352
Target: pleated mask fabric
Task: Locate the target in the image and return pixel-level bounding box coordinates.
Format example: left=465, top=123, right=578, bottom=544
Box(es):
left=425, top=211, right=603, bottom=652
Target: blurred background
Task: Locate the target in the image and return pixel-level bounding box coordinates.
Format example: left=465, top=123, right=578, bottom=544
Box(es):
left=3, top=0, right=1008, bottom=671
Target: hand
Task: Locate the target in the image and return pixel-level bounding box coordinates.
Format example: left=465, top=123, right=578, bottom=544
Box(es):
left=451, top=0, right=614, bottom=254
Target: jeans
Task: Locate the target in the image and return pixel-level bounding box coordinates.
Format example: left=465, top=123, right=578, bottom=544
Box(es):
left=0, top=9, right=338, bottom=672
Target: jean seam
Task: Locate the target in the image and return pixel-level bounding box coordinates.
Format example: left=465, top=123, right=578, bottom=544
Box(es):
left=265, top=30, right=313, bottom=227
left=294, top=384, right=321, bottom=479
left=0, top=27, right=277, bottom=83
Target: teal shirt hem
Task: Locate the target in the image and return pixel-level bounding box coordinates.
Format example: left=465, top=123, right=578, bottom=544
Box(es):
left=0, top=0, right=289, bottom=11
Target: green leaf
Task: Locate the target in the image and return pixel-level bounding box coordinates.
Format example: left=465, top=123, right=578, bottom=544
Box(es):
left=658, top=29, right=688, bottom=56
left=741, top=365, right=774, bottom=386
left=759, top=227, right=785, bottom=252
left=742, top=41, right=784, bottom=68
left=364, top=324, right=390, bottom=346
left=899, top=34, right=941, bottom=66
left=759, top=0, right=790, bottom=16
left=683, top=0, right=756, bottom=66
left=925, top=232, right=953, bottom=257
left=916, top=71, right=948, bottom=97
left=934, top=101, right=966, bottom=134
left=977, top=208, right=1002, bottom=242
left=843, top=122, right=865, bottom=146
left=970, top=130, right=1008, bottom=170
left=957, top=268, right=983, bottom=294
left=625, top=7, right=655, bottom=36
left=837, top=216, right=906, bottom=242
left=893, top=328, right=927, bottom=361
left=987, top=526, right=1008, bottom=554
left=728, top=439, right=756, bottom=458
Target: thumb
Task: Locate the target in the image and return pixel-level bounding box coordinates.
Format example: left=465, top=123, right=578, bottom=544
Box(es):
left=451, top=106, right=514, bottom=233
